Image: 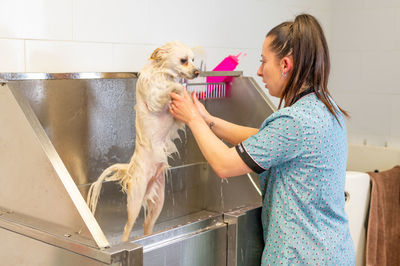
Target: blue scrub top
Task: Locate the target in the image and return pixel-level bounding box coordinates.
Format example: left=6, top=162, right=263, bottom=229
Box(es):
left=236, top=93, right=355, bottom=265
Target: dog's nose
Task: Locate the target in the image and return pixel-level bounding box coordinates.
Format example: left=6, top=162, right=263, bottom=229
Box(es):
left=194, top=69, right=200, bottom=77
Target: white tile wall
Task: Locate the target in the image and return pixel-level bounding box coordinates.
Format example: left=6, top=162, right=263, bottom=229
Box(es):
left=334, top=92, right=392, bottom=147
left=283, top=0, right=331, bottom=10
left=0, top=0, right=72, bottom=40
left=363, top=0, right=400, bottom=9
left=359, top=9, right=397, bottom=51
left=331, top=0, right=363, bottom=10
left=0, top=0, right=398, bottom=147
left=73, top=0, right=150, bottom=44
left=0, top=39, right=25, bottom=72
left=389, top=95, right=400, bottom=143
left=360, top=50, right=400, bottom=94
left=329, top=50, right=363, bottom=94
left=331, top=10, right=365, bottom=51
left=336, top=93, right=391, bottom=136
left=330, top=2, right=400, bottom=147
left=0, top=0, right=330, bottom=75
left=112, top=43, right=157, bottom=72
left=331, top=8, right=398, bottom=51
left=25, top=40, right=113, bottom=72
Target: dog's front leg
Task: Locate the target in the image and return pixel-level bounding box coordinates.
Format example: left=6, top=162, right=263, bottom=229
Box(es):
left=146, top=83, right=184, bottom=113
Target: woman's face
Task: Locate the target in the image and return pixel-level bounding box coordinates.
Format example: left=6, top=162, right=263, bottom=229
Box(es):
left=257, top=36, right=287, bottom=98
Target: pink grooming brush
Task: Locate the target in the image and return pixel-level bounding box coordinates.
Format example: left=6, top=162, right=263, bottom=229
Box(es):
left=183, top=53, right=244, bottom=99
left=203, top=53, right=246, bottom=97
left=206, top=53, right=242, bottom=84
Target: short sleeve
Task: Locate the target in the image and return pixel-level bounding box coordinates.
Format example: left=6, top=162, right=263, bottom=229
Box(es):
left=235, top=114, right=304, bottom=173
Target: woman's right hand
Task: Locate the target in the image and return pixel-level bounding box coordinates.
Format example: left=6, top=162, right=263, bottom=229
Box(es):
left=191, top=92, right=213, bottom=124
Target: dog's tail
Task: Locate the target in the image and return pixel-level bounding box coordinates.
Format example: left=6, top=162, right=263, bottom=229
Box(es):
left=86, top=163, right=130, bottom=214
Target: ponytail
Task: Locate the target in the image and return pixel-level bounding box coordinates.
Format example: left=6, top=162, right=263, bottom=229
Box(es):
left=267, top=14, right=349, bottom=125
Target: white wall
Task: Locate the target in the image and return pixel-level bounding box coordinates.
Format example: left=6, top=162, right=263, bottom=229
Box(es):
left=329, top=0, right=400, bottom=148
left=1, top=0, right=398, bottom=148
left=0, top=0, right=331, bottom=81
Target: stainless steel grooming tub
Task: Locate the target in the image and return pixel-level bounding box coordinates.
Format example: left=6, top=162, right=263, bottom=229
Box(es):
left=0, top=72, right=276, bottom=266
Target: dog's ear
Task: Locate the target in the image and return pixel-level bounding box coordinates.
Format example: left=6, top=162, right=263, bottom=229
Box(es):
left=150, top=48, right=167, bottom=62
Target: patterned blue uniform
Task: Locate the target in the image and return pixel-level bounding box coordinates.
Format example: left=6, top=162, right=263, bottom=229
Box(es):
left=236, top=93, right=355, bottom=265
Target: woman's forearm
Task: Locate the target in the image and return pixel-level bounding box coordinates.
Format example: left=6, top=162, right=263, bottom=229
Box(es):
left=169, top=90, right=253, bottom=178
left=204, top=115, right=258, bottom=145
left=187, top=117, right=240, bottom=177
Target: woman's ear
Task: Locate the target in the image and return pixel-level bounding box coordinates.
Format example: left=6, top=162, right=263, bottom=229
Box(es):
left=281, top=56, right=293, bottom=75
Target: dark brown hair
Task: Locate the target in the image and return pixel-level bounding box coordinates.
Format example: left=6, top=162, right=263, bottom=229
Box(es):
left=267, top=14, right=348, bottom=124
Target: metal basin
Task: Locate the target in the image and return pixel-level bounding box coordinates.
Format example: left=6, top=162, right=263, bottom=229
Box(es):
left=0, top=72, right=275, bottom=266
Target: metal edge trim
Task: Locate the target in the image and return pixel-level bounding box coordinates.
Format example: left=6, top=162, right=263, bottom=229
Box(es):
left=133, top=211, right=223, bottom=248
left=0, top=208, right=143, bottom=265
left=0, top=71, right=242, bottom=81
left=223, top=205, right=262, bottom=266
left=0, top=217, right=112, bottom=264
left=0, top=72, right=138, bottom=80
left=198, top=71, right=243, bottom=77
left=223, top=204, right=262, bottom=219
left=140, top=221, right=226, bottom=253
left=224, top=213, right=238, bottom=266
left=0, top=208, right=99, bottom=248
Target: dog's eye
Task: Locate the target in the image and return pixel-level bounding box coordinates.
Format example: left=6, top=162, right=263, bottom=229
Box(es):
left=180, top=58, right=188, bottom=64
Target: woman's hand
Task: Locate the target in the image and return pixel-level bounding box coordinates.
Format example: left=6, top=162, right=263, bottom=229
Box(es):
left=170, top=89, right=203, bottom=126
left=191, top=92, right=212, bottom=123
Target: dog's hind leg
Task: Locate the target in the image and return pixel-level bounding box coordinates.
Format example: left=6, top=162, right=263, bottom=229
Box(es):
left=121, top=178, right=147, bottom=242
left=143, top=167, right=166, bottom=235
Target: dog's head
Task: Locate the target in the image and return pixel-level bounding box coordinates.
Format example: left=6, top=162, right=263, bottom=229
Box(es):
left=150, top=41, right=200, bottom=80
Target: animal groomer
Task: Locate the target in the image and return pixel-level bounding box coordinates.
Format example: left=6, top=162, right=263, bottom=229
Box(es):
left=170, top=13, right=355, bottom=265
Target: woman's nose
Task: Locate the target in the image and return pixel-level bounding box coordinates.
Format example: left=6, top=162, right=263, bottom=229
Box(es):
left=257, top=65, right=263, bottom=77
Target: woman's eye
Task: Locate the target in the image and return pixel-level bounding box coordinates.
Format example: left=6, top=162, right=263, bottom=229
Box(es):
left=181, top=59, right=188, bottom=64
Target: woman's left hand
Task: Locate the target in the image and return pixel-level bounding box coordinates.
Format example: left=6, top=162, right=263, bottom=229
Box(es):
left=170, top=89, right=202, bottom=126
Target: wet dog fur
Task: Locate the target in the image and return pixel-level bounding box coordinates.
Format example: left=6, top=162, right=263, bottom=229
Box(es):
left=87, top=41, right=199, bottom=242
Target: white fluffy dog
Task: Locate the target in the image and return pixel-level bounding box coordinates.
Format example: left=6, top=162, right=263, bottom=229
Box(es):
left=87, top=41, right=199, bottom=242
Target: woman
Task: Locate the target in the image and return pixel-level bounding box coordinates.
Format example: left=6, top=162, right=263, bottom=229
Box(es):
left=170, top=14, right=355, bottom=265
